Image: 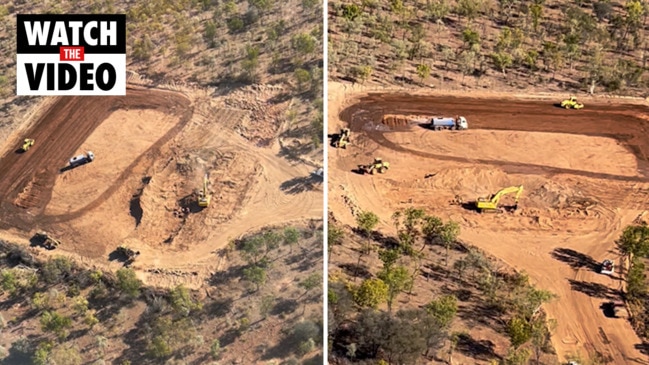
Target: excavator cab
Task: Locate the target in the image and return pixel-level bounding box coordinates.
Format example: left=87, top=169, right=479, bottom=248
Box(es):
left=475, top=185, right=523, bottom=213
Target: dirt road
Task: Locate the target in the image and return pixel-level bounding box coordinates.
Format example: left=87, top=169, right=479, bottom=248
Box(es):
left=329, top=88, right=649, bottom=363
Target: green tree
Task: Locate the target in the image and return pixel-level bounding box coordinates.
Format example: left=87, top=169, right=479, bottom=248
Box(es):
left=491, top=51, right=513, bottom=75
left=354, top=278, right=388, bottom=308
left=210, top=339, right=222, bottom=359
left=294, top=68, right=312, bottom=91
left=378, top=266, right=412, bottom=312
left=169, top=285, right=203, bottom=316
left=506, top=316, right=532, bottom=348
left=283, top=226, right=300, bottom=253
left=426, top=0, right=450, bottom=27
left=242, top=45, right=260, bottom=82
left=116, top=268, right=142, bottom=298
left=392, top=207, right=426, bottom=254
left=617, top=225, right=649, bottom=265
left=328, top=222, right=344, bottom=256
left=627, top=257, right=646, bottom=299
left=456, top=0, right=484, bottom=23
left=426, top=294, right=458, bottom=327
left=240, top=235, right=265, bottom=264
left=32, top=342, right=52, bottom=365
left=440, top=220, right=460, bottom=266
left=243, top=265, right=267, bottom=291
left=416, top=64, right=431, bottom=84
left=40, top=311, right=73, bottom=339
left=299, top=272, right=322, bottom=297
left=461, top=27, right=480, bottom=48
left=291, top=33, right=316, bottom=60
left=378, top=249, right=401, bottom=271
left=356, top=210, right=379, bottom=254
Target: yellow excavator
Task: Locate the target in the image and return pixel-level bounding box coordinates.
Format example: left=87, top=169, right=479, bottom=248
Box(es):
left=198, top=173, right=211, bottom=207
left=333, top=128, right=351, bottom=148
left=475, top=185, right=523, bottom=213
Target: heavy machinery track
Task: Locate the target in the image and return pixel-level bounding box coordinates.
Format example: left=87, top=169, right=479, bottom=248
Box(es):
left=0, top=88, right=192, bottom=231
left=340, top=93, right=649, bottom=182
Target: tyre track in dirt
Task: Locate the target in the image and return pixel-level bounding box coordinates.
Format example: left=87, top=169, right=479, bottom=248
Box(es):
left=340, top=94, right=649, bottom=182
left=0, top=88, right=192, bottom=231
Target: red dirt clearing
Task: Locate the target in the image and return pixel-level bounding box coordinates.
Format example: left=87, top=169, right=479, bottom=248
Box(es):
left=332, top=92, right=649, bottom=364
left=0, top=88, right=192, bottom=230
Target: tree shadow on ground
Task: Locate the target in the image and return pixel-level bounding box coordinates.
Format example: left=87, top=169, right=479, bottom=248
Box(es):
left=277, top=142, right=315, bottom=164
left=270, top=298, right=299, bottom=316
left=219, top=327, right=241, bottom=347
left=0, top=339, right=33, bottom=365
left=338, top=262, right=372, bottom=279
left=208, top=264, right=247, bottom=286
left=568, top=279, right=621, bottom=300
left=457, top=302, right=504, bottom=330
left=204, top=296, right=234, bottom=318
left=552, top=247, right=600, bottom=272
left=280, top=176, right=319, bottom=195
left=112, top=309, right=157, bottom=365
left=634, top=342, right=649, bottom=357
left=456, top=333, right=500, bottom=361
left=352, top=229, right=400, bottom=250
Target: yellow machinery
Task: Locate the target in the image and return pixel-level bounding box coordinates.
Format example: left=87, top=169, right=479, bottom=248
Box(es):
left=560, top=96, right=584, bottom=109
left=475, top=185, right=523, bottom=213
left=198, top=173, right=211, bottom=207
left=334, top=128, right=351, bottom=148
left=21, top=138, right=34, bottom=152
left=360, top=157, right=390, bottom=175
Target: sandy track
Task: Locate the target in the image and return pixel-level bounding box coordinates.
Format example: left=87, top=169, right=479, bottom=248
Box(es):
left=330, top=89, right=649, bottom=363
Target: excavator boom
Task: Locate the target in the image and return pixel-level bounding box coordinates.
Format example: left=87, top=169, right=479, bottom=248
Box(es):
left=476, top=185, right=523, bottom=212
left=198, top=173, right=211, bottom=207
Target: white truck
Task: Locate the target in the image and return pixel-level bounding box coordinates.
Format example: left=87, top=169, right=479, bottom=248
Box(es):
left=410, top=116, right=469, bottom=130
left=600, top=259, right=614, bottom=275
left=69, top=151, right=95, bottom=167
left=429, top=116, right=469, bottom=130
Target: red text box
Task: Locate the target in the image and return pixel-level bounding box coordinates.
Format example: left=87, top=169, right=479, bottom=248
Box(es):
left=59, top=46, right=85, bottom=61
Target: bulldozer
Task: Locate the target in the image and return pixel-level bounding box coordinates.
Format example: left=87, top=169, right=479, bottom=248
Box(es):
left=359, top=157, right=389, bottom=175
left=198, top=173, right=211, bottom=208
left=560, top=96, right=584, bottom=109
left=475, top=185, right=523, bottom=213
left=116, top=245, right=140, bottom=265
left=333, top=128, right=351, bottom=148
left=34, top=231, right=61, bottom=250
left=21, top=138, right=34, bottom=152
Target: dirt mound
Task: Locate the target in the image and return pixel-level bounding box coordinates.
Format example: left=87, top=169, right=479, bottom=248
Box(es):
left=382, top=114, right=411, bottom=127
left=381, top=114, right=432, bottom=127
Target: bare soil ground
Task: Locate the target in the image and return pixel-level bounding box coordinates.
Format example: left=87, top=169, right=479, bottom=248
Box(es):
left=0, top=81, right=323, bottom=364
left=328, top=81, right=649, bottom=364
left=0, top=84, right=322, bottom=289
